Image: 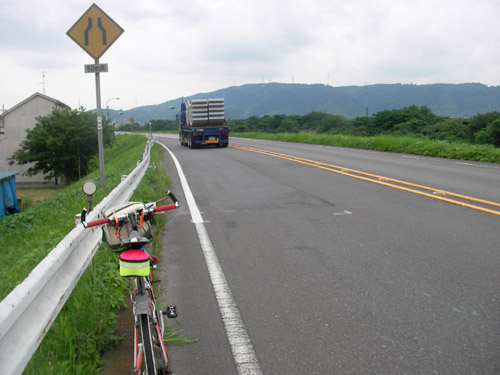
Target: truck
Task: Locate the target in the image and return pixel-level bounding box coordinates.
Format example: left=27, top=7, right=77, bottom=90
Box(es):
left=179, top=98, right=230, bottom=148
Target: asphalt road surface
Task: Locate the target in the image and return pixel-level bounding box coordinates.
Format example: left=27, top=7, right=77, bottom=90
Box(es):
left=154, top=134, right=500, bottom=375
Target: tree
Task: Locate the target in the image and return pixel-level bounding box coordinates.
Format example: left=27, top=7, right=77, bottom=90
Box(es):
left=371, top=105, right=438, bottom=133
left=486, top=118, right=500, bottom=147
left=269, top=114, right=287, bottom=132
left=349, top=116, right=375, bottom=136
left=277, top=118, right=299, bottom=133
left=392, top=118, right=426, bottom=135
left=149, top=119, right=178, bottom=131
left=422, top=118, right=468, bottom=142
left=468, top=112, right=500, bottom=143
left=317, top=115, right=346, bottom=134
left=231, top=124, right=249, bottom=132
left=9, top=107, right=115, bottom=183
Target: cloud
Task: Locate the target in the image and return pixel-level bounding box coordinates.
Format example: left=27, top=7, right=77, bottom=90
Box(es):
left=1, top=0, right=500, bottom=112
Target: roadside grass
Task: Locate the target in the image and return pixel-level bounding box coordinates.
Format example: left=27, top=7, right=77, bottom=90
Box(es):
left=232, top=132, right=500, bottom=164
left=0, top=134, right=175, bottom=374
left=16, top=187, right=64, bottom=209
left=0, top=135, right=149, bottom=300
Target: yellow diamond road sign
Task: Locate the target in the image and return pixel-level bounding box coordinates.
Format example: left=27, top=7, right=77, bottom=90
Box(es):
left=67, top=3, right=124, bottom=60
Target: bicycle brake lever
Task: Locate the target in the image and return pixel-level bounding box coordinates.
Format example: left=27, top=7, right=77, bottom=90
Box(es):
left=166, top=190, right=178, bottom=205
left=81, top=207, right=88, bottom=223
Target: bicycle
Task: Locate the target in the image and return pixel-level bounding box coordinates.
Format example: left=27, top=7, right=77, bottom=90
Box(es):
left=82, top=190, right=179, bottom=375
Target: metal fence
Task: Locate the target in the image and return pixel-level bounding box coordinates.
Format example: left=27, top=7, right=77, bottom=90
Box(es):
left=0, top=140, right=152, bottom=375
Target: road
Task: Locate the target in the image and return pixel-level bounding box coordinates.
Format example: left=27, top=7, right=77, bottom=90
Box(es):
left=154, top=134, right=500, bottom=375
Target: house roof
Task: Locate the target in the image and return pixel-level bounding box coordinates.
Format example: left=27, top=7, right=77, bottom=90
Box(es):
left=0, top=92, right=70, bottom=118
left=0, top=171, right=19, bottom=182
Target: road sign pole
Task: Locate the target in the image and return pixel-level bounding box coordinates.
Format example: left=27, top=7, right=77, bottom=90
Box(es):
left=67, top=3, right=123, bottom=192
left=94, top=58, right=108, bottom=191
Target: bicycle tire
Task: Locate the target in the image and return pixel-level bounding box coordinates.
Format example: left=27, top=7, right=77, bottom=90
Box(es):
left=140, top=313, right=156, bottom=375
left=146, top=278, right=171, bottom=374
left=137, top=277, right=156, bottom=375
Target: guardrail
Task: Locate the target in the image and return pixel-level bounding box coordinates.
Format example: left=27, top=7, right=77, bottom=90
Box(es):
left=0, top=140, right=152, bottom=375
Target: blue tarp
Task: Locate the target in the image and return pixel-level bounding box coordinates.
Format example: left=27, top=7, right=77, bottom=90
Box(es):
left=0, top=171, right=19, bottom=221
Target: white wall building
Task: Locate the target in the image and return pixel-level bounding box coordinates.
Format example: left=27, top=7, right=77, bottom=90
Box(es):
left=0, top=93, right=70, bottom=186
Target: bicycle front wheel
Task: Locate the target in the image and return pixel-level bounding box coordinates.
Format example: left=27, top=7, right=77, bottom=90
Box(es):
left=136, top=276, right=170, bottom=375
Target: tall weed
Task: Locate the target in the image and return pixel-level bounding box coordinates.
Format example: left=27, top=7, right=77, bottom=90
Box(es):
left=0, top=135, right=173, bottom=375
left=0, top=135, right=147, bottom=300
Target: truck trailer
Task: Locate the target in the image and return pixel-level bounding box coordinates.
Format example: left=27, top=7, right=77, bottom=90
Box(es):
left=179, top=98, right=230, bottom=148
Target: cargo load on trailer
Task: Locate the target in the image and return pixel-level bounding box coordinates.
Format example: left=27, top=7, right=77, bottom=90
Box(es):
left=179, top=98, right=230, bottom=148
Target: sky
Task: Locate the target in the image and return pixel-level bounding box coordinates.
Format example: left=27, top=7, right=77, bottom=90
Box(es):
left=2, top=0, right=500, bottom=112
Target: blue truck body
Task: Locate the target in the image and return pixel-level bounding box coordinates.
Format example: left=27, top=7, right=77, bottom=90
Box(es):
left=179, top=99, right=230, bottom=148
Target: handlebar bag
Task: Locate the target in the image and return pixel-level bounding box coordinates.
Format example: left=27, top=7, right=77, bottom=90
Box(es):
left=102, top=202, right=152, bottom=249
left=119, top=249, right=150, bottom=277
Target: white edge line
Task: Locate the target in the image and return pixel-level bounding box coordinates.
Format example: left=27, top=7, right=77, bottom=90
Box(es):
left=156, top=141, right=263, bottom=375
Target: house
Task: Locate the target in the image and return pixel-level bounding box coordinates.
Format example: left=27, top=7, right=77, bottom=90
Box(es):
left=0, top=93, right=70, bottom=186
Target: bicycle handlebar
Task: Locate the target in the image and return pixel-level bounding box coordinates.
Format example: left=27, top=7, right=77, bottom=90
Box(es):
left=155, top=203, right=178, bottom=213
left=82, top=190, right=179, bottom=228
left=84, top=217, right=111, bottom=228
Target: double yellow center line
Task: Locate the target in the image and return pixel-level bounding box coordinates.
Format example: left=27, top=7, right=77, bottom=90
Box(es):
left=231, top=144, right=500, bottom=217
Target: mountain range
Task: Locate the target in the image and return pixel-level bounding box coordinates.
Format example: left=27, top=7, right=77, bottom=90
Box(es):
left=108, top=82, right=500, bottom=124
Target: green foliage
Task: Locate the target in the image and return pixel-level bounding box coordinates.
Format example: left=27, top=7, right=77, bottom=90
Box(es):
left=422, top=118, right=469, bottom=142
left=277, top=118, right=299, bottom=133
left=0, top=135, right=175, bottom=375
left=317, top=115, right=347, bottom=134
left=118, top=119, right=178, bottom=132
left=0, top=135, right=147, bottom=299
left=20, top=195, right=34, bottom=209
left=164, top=326, right=198, bottom=346
left=9, top=108, right=115, bottom=183
left=228, top=105, right=500, bottom=149
left=233, top=132, right=500, bottom=163
left=150, top=119, right=179, bottom=132
left=371, top=105, right=438, bottom=132
left=23, top=248, right=128, bottom=375
left=302, top=111, right=330, bottom=129
left=231, top=124, right=250, bottom=132
left=467, top=111, right=500, bottom=142
left=485, top=118, right=500, bottom=147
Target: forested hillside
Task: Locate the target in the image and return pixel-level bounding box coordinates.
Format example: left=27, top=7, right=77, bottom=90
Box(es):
left=109, top=82, right=500, bottom=124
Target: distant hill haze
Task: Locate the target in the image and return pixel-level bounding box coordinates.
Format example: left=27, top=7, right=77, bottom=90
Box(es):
left=106, top=82, right=500, bottom=124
